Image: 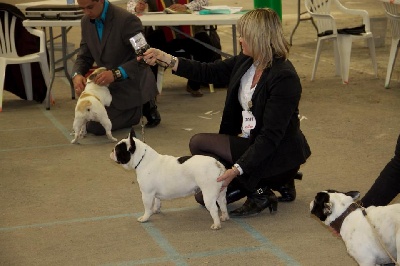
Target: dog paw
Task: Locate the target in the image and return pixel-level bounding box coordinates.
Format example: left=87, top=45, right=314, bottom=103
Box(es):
left=220, top=214, right=230, bottom=222
left=210, top=224, right=222, bottom=230
left=152, top=209, right=161, bottom=214
left=137, top=216, right=149, bottom=223
left=71, top=139, right=79, bottom=144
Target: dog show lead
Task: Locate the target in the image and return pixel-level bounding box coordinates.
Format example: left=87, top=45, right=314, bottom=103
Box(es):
left=140, top=8, right=311, bottom=217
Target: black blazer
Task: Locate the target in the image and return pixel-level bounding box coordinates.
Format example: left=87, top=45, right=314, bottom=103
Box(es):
left=176, top=53, right=311, bottom=190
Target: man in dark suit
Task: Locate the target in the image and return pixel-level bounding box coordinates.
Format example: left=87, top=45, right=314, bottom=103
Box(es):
left=72, top=0, right=160, bottom=133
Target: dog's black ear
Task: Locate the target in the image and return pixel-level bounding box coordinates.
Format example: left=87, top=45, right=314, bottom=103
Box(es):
left=345, top=191, right=360, bottom=200
left=129, top=126, right=136, bottom=138
left=128, top=129, right=136, bottom=154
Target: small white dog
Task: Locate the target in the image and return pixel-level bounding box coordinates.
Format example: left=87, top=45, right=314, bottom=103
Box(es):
left=71, top=67, right=117, bottom=144
left=109, top=127, right=229, bottom=230
left=310, top=190, right=400, bottom=265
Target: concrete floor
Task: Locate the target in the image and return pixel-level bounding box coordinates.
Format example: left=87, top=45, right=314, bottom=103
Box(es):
left=1, top=0, right=400, bottom=265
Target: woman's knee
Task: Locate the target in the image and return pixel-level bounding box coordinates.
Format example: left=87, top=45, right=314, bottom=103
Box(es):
left=189, top=133, right=205, bottom=155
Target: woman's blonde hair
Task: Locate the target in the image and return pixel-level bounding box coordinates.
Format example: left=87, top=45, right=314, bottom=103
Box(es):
left=237, top=8, right=289, bottom=70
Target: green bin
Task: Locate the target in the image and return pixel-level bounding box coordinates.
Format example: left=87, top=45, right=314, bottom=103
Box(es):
left=253, top=0, right=282, bottom=20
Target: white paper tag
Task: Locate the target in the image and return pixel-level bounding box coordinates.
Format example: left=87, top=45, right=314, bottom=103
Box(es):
left=242, top=111, right=256, bottom=137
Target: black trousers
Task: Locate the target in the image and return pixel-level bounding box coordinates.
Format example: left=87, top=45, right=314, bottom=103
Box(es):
left=361, top=134, right=400, bottom=207
left=228, top=135, right=300, bottom=193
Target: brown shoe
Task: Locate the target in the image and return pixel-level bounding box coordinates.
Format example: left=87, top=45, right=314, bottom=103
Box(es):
left=186, top=85, right=203, bottom=97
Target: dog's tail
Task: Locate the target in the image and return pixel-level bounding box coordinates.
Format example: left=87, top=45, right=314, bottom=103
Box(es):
left=215, top=161, right=226, bottom=176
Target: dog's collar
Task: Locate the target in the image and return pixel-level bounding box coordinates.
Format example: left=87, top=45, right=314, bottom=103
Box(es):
left=330, top=202, right=365, bottom=234
left=134, top=148, right=146, bottom=169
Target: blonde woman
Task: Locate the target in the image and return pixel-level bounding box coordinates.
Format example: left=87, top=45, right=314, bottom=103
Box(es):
left=142, top=8, right=311, bottom=217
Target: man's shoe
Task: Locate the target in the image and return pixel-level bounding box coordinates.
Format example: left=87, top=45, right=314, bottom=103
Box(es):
left=186, top=84, right=203, bottom=97
left=275, top=172, right=303, bottom=202
left=229, top=187, right=278, bottom=217
left=144, top=107, right=161, bottom=128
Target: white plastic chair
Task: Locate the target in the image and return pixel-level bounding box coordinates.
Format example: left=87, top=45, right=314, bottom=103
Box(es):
left=305, top=0, right=377, bottom=84
left=0, top=10, right=50, bottom=112
left=382, top=1, right=400, bottom=88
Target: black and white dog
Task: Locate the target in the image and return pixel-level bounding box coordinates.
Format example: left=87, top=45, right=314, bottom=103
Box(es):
left=310, top=190, right=400, bottom=265
left=110, top=128, right=229, bottom=230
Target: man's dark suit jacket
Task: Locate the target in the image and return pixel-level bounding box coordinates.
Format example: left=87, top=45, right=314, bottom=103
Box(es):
left=72, top=3, right=157, bottom=111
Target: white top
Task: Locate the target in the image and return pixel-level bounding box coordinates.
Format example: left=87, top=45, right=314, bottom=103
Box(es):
left=238, top=64, right=257, bottom=138
left=239, top=64, right=257, bottom=111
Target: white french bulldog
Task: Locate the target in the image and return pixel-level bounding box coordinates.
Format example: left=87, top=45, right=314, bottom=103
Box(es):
left=109, top=127, right=229, bottom=230
left=310, top=190, right=400, bottom=266
left=71, top=67, right=117, bottom=144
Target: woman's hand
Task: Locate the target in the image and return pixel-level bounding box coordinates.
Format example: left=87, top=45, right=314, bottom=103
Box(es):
left=217, top=168, right=238, bottom=191
left=140, top=48, right=161, bottom=66
left=140, top=48, right=178, bottom=70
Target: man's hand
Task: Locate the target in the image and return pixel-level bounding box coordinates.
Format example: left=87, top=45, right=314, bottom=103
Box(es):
left=72, top=74, right=86, bottom=96
left=93, top=70, right=114, bottom=85
left=169, top=4, right=188, bottom=12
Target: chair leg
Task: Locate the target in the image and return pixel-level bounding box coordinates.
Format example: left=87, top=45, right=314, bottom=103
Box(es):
left=0, top=61, right=6, bottom=112
left=337, top=34, right=353, bottom=84
left=333, top=39, right=341, bottom=77
left=209, top=84, right=214, bottom=93
left=366, top=36, right=378, bottom=78
left=20, top=63, right=33, bottom=100
left=385, top=38, right=400, bottom=89
left=39, top=56, right=52, bottom=110
left=311, top=39, right=323, bottom=81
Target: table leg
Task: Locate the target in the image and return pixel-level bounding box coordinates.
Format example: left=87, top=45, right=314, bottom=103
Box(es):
left=61, top=27, right=75, bottom=99
left=45, top=27, right=56, bottom=110
left=289, top=0, right=318, bottom=45
left=290, top=0, right=302, bottom=45
left=232, top=25, right=237, bottom=55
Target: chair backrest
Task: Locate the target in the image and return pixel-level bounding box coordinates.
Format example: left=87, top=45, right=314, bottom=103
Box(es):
left=305, top=0, right=336, bottom=35
left=383, top=2, right=400, bottom=39
left=0, top=10, right=18, bottom=56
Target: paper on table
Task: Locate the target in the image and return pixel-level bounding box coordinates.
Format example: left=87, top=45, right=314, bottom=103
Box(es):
left=201, top=5, right=242, bottom=14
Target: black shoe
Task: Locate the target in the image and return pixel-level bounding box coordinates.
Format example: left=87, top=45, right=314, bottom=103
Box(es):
left=144, top=106, right=161, bottom=128
left=276, top=172, right=302, bottom=202
left=186, top=81, right=203, bottom=97
left=194, top=188, right=247, bottom=207
left=229, top=187, right=278, bottom=217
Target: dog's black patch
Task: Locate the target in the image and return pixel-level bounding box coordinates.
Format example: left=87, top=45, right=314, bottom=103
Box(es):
left=311, top=192, right=331, bottom=221
left=128, top=128, right=136, bottom=154
left=115, top=142, right=131, bottom=164
left=177, top=156, right=193, bottom=164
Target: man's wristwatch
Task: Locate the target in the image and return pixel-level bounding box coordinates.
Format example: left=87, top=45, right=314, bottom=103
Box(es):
left=72, top=72, right=81, bottom=79
left=112, top=69, right=122, bottom=81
